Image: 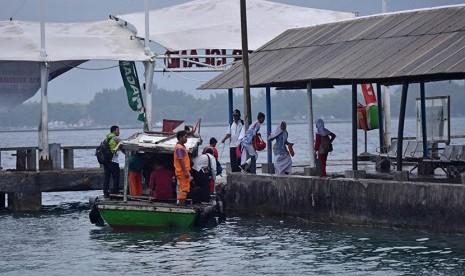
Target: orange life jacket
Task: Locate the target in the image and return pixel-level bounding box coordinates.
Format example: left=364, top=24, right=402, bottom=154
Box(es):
left=173, top=143, right=191, bottom=176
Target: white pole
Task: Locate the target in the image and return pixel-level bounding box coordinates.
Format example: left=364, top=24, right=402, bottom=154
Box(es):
left=144, top=61, right=155, bottom=131
left=39, top=0, right=49, bottom=160
left=144, top=0, right=151, bottom=55
left=382, top=0, right=391, bottom=150
left=143, top=0, right=154, bottom=131
left=307, top=82, right=316, bottom=167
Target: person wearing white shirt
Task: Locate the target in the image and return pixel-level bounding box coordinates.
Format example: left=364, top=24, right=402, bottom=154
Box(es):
left=191, top=148, right=216, bottom=203
left=221, top=109, right=244, bottom=172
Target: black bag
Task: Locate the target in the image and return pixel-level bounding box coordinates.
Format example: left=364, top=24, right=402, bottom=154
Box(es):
left=216, top=160, right=223, bottom=176
left=95, top=138, right=113, bottom=164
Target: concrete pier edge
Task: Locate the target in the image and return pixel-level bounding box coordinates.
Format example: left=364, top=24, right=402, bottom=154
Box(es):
left=225, top=173, right=465, bottom=233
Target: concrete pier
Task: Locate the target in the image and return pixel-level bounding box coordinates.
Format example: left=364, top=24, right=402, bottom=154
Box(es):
left=0, top=168, right=122, bottom=211
left=225, top=173, right=465, bottom=232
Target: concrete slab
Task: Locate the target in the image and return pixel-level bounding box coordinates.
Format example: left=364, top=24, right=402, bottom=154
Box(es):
left=394, top=171, right=410, bottom=181
left=344, top=170, right=366, bottom=179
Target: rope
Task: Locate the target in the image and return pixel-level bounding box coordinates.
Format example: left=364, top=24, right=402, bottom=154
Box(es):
left=161, top=67, right=214, bottom=82
left=65, top=63, right=120, bottom=71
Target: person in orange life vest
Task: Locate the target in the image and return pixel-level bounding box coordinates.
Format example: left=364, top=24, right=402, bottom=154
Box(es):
left=128, top=153, right=144, bottom=196
left=148, top=160, right=174, bottom=200
left=173, top=130, right=191, bottom=204
left=314, top=118, right=336, bottom=177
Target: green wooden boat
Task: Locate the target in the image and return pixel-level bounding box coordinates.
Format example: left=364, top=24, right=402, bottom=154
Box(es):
left=89, top=124, right=225, bottom=230
left=91, top=197, right=219, bottom=230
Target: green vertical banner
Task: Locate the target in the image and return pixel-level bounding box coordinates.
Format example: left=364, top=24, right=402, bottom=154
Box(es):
left=119, top=61, right=146, bottom=124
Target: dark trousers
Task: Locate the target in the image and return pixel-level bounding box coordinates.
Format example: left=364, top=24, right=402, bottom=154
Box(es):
left=229, top=147, right=240, bottom=172
left=103, top=162, right=120, bottom=195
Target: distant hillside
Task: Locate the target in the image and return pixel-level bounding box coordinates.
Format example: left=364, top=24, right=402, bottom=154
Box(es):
left=0, top=81, right=464, bottom=128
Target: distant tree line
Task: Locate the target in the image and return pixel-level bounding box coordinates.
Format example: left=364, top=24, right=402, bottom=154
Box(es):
left=0, top=81, right=464, bottom=128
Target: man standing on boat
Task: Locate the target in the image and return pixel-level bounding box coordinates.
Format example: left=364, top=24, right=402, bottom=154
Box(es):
left=174, top=130, right=191, bottom=205
left=221, top=109, right=244, bottom=172
left=103, top=125, right=121, bottom=198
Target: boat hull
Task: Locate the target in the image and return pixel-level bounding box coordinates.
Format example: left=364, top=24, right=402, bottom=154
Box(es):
left=97, top=200, right=198, bottom=230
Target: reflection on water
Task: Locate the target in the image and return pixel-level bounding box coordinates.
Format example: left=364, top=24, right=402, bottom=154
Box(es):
left=1, top=198, right=465, bottom=276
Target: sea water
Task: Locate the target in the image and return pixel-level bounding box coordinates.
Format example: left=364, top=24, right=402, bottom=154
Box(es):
left=1, top=119, right=465, bottom=275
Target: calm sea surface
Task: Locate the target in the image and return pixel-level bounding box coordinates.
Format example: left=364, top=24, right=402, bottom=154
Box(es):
left=1, top=119, right=465, bottom=275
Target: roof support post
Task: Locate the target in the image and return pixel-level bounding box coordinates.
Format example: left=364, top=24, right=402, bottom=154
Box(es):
left=376, top=83, right=385, bottom=153
left=228, top=89, right=234, bottom=125
left=266, top=86, right=272, bottom=168
left=396, top=82, right=409, bottom=171
left=123, top=151, right=130, bottom=202
left=240, top=0, right=252, bottom=127
left=144, top=60, right=155, bottom=131
left=383, top=85, right=392, bottom=150
left=307, top=82, right=316, bottom=168
left=352, top=82, right=358, bottom=171
left=420, top=82, right=428, bottom=158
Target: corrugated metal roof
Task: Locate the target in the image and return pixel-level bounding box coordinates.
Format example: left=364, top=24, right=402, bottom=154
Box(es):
left=200, top=5, right=465, bottom=90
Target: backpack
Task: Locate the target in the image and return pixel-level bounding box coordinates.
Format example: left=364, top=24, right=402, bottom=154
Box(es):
left=96, top=137, right=113, bottom=164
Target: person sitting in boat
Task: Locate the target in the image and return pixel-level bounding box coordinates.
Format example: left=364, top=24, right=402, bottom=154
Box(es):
left=148, top=159, right=174, bottom=200
left=128, top=153, right=144, bottom=196
left=191, top=147, right=216, bottom=203
left=173, top=130, right=191, bottom=205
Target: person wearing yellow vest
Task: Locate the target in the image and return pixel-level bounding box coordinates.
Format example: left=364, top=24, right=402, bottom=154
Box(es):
left=173, top=130, right=191, bottom=205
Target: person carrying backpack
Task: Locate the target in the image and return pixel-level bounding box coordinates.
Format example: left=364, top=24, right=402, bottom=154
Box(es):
left=314, top=119, right=336, bottom=177
left=102, top=125, right=121, bottom=198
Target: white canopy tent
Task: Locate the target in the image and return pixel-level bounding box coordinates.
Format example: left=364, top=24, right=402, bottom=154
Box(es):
left=116, top=0, right=355, bottom=71
left=117, top=0, right=354, bottom=51
left=0, top=19, right=152, bottom=161
left=0, top=19, right=150, bottom=111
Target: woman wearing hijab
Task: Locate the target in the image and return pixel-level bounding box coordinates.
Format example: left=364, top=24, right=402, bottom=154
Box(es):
left=269, top=121, right=294, bottom=175
left=314, top=119, right=336, bottom=177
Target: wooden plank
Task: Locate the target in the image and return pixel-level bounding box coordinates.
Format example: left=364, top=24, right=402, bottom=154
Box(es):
left=26, top=149, right=36, bottom=171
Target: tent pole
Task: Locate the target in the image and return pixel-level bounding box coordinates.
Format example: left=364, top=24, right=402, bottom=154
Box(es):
left=307, top=82, right=315, bottom=168
left=420, top=82, right=428, bottom=158
left=38, top=0, right=49, bottom=161
left=240, top=0, right=252, bottom=127
left=228, top=89, right=233, bottom=125
left=144, top=61, right=154, bottom=131
left=352, top=82, right=358, bottom=171
left=376, top=83, right=385, bottom=153
left=266, top=86, right=272, bottom=168
left=396, top=82, right=409, bottom=171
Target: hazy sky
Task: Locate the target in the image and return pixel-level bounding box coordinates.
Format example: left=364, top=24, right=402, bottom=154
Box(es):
left=1, top=0, right=464, bottom=103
